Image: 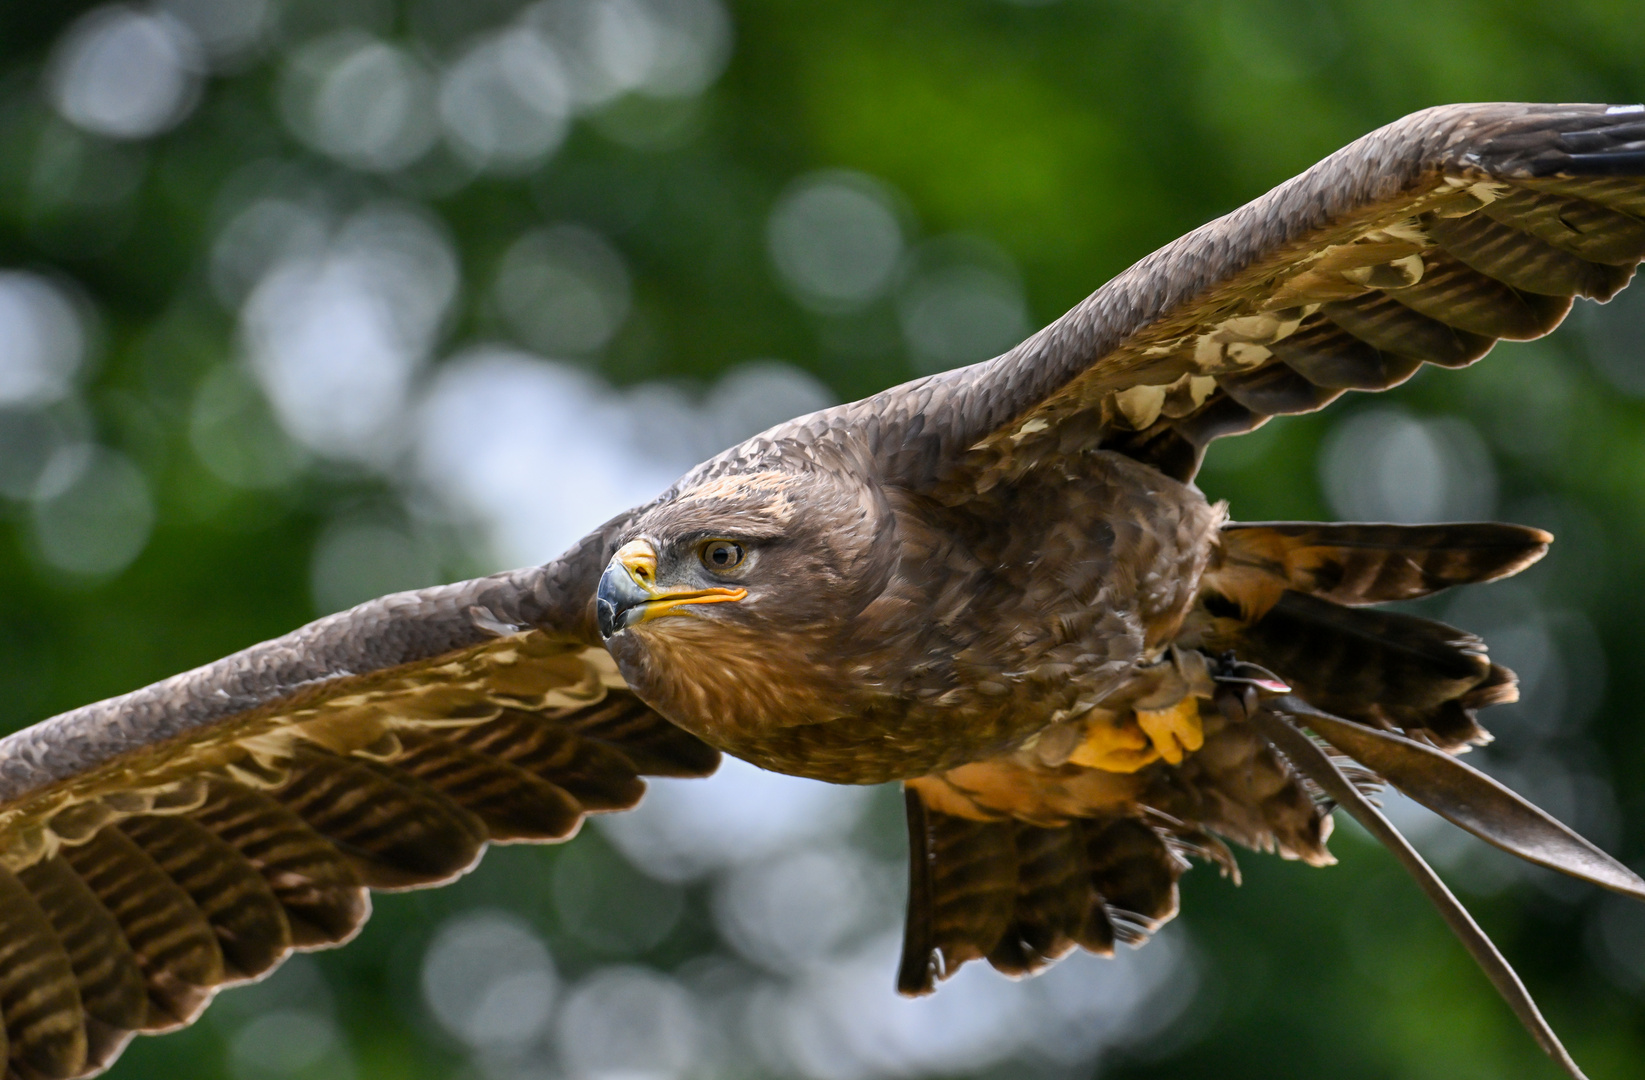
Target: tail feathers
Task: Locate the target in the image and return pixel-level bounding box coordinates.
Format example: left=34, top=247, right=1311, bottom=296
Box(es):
left=1237, top=589, right=1514, bottom=751
left=1212, top=521, right=1550, bottom=612
left=898, top=788, right=1185, bottom=995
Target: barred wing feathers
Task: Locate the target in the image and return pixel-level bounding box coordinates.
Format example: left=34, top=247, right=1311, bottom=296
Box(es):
left=0, top=557, right=716, bottom=1080
left=791, top=103, right=1645, bottom=491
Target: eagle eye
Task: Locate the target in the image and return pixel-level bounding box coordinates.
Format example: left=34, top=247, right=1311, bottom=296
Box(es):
left=700, top=539, right=745, bottom=572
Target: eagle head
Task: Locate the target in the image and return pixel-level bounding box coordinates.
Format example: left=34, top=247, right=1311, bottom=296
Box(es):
left=593, top=464, right=893, bottom=750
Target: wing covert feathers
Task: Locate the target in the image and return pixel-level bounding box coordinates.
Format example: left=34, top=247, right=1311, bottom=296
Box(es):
left=786, top=103, right=1645, bottom=492
left=0, top=502, right=649, bottom=806
left=0, top=638, right=717, bottom=1079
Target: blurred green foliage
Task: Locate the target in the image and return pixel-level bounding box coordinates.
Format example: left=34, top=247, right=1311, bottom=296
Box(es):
left=2, top=1, right=1645, bottom=1078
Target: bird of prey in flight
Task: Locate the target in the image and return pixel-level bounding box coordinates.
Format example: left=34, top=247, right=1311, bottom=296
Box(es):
left=2, top=102, right=1644, bottom=1080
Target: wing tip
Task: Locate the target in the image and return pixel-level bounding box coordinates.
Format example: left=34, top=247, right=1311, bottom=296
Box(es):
left=1537, top=149, right=1645, bottom=178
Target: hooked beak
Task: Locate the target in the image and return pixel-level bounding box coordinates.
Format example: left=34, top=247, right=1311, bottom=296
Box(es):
left=596, top=539, right=747, bottom=638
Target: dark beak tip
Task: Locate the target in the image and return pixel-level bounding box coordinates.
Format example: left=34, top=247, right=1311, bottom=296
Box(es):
left=596, top=561, right=649, bottom=638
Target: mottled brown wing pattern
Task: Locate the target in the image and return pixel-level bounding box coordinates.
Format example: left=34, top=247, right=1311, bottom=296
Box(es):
left=0, top=633, right=716, bottom=1080
left=891, top=104, right=1645, bottom=492
left=1069, top=175, right=1645, bottom=483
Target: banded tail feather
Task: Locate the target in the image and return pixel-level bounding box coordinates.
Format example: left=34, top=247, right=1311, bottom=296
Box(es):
left=1237, top=590, right=1514, bottom=751
left=1190, top=519, right=1638, bottom=1080
left=1210, top=520, right=1551, bottom=612
left=1198, top=520, right=1547, bottom=750
left=900, top=520, right=1555, bottom=999
left=4, top=100, right=1643, bottom=1080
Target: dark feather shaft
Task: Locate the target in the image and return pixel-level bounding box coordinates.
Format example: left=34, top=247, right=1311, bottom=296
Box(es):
left=1291, top=698, right=1645, bottom=900
left=1248, top=700, right=1587, bottom=1080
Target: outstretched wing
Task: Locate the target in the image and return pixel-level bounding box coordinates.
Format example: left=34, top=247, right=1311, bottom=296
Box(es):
left=0, top=525, right=716, bottom=1080
left=819, top=102, right=1645, bottom=491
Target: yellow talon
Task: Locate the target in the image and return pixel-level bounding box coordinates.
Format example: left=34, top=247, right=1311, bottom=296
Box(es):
left=1068, top=712, right=1161, bottom=773
left=1135, top=696, right=1204, bottom=765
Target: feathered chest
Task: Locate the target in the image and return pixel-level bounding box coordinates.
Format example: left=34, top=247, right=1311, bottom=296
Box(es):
left=606, top=452, right=1222, bottom=785
left=877, top=451, right=1222, bottom=691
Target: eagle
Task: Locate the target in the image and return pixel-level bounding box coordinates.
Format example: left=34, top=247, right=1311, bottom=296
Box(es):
left=1, top=102, right=1643, bottom=1080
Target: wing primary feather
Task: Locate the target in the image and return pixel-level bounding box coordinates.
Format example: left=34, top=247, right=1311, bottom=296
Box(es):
left=1215, top=363, right=1346, bottom=416
left=1424, top=211, right=1634, bottom=300
left=15, top=856, right=145, bottom=1072
left=519, top=737, right=649, bottom=813
left=1319, top=292, right=1496, bottom=368
left=3, top=102, right=1644, bottom=1078
left=0, top=866, right=86, bottom=1080
left=186, top=780, right=369, bottom=950
left=1382, top=251, right=1573, bottom=341
left=1171, top=394, right=1266, bottom=446
left=1554, top=150, right=1645, bottom=176
left=0, top=580, right=674, bottom=1080
left=386, top=730, right=588, bottom=841
left=116, top=815, right=294, bottom=983
left=441, top=709, right=646, bottom=813
left=1215, top=521, right=1552, bottom=606
left=1512, top=175, right=1645, bottom=219
left=1234, top=589, right=1504, bottom=751
left=1481, top=187, right=1645, bottom=264
left=56, top=828, right=225, bottom=1032
left=885, top=103, right=1645, bottom=491
left=565, top=696, right=722, bottom=778
left=0, top=566, right=599, bottom=808
left=1267, top=316, right=1424, bottom=391
left=269, top=747, right=487, bottom=891
left=1285, top=699, right=1645, bottom=899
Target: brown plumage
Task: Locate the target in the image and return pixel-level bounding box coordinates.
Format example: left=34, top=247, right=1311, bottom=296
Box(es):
left=2, top=102, right=1645, bottom=1079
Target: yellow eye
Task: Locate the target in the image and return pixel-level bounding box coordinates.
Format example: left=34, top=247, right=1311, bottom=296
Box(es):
left=700, top=540, right=745, bottom=572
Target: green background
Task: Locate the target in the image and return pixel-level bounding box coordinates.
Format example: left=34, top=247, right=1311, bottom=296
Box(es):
left=2, top=1, right=1644, bottom=1078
